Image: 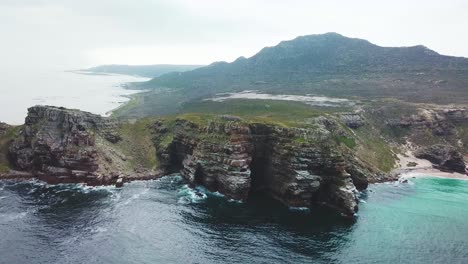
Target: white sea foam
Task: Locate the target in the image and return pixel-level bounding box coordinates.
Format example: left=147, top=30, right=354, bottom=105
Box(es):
left=0, top=212, right=28, bottom=222
left=288, top=206, right=310, bottom=212
left=177, top=184, right=208, bottom=204
left=227, top=198, right=243, bottom=204
left=121, top=188, right=149, bottom=206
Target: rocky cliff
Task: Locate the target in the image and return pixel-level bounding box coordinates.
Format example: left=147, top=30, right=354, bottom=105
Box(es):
left=388, top=108, right=468, bottom=138
left=383, top=106, right=468, bottom=173
left=3, top=105, right=465, bottom=217
left=0, top=122, right=14, bottom=173
left=152, top=115, right=378, bottom=217
left=415, top=145, right=466, bottom=173
left=6, top=106, right=159, bottom=185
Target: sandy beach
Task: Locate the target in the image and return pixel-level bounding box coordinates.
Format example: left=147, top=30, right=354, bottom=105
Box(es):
left=394, top=151, right=468, bottom=180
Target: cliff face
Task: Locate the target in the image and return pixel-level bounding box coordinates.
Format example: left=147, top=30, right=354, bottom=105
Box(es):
left=384, top=107, right=468, bottom=173
left=153, top=116, right=375, bottom=216
left=389, top=108, right=468, bottom=137
left=7, top=106, right=159, bottom=184
left=415, top=145, right=466, bottom=173
left=3, top=105, right=464, bottom=216
left=0, top=122, right=10, bottom=134
left=0, top=122, right=14, bottom=173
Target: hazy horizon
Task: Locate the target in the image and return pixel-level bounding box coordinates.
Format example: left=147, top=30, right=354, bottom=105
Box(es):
left=1, top=0, right=468, bottom=71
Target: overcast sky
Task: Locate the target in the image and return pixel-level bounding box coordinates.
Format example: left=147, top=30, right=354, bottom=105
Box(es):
left=1, top=0, right=468, bottom=70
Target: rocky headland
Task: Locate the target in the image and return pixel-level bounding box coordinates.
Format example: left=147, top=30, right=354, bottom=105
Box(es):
left=2, top=106, right=160, bottom=185
left=151, top=116, right=378, bottom=216
left=1, top=105, right=467, bottom=217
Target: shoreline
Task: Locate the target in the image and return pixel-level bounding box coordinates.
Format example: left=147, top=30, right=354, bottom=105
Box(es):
left=393, top=151, right=468, bottom=181
left=0, top=70, right=150, bottom=125
left=399, top=169, right=468, bottom=180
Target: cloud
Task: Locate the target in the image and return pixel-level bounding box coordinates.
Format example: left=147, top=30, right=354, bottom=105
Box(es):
left=0, top=0, right=467, bottom=69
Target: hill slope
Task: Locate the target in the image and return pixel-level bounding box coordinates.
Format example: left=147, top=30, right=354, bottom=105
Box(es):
left=118, top=33, right=468, bottom=118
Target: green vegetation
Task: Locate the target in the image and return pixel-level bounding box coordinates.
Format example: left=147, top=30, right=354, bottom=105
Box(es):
left=114, top=119, right=158, bottom=169
left=335, top=136, right=356, bottom=149
left=293, top=136, right=308, bottom=144
left=112, top=95, right=142, bottom=118
left=0, top=164, right=8, bottom=173
left=458, top=124, right=468, bottom=153
left=0, top=126, right=21, bottom=173
left=354, top=124, right=397, bottom=172
left=114, top=33, right=468, bottom=119
left=158, top=134, right=174, bottom=149
left=181, top=99, right=352, bottom=128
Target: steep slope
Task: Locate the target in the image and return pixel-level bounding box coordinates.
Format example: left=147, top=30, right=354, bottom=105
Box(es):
left=153, top=32, right=467, bottom=81
left=151, top=114, right=385, bottom=217
left=5, top=106, right=160, bottom=184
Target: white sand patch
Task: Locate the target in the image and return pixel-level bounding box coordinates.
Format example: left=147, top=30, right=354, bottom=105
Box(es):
left=401, top=170, right=468, bottom=180
left=205, top=90, right=352, bottom=106
left=395, top=150, right=468, bottom=180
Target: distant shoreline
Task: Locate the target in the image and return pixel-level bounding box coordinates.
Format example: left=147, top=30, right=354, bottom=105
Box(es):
left=70, top=70, right=150, bottom=118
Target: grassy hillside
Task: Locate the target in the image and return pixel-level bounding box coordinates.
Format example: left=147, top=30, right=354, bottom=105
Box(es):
left=0, top=125, right=21, bottom=173
left=114, top=33, right=468, bottom=119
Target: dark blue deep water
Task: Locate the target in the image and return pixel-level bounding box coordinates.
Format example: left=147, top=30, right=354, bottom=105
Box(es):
left=1, top=175, right=467, bottom=264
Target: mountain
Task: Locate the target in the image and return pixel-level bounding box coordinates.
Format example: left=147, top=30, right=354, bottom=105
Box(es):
left=118, top=33, right=468, bottom=118
left=83, top=64, right=203, bottom=78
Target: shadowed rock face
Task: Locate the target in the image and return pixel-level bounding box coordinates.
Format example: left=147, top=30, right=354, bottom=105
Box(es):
left=7, top=106, right=159, bottom=185
left=4, top=106, right=376, bottom=216
left=415, top=145, right=466, bottom=174
left=0, top=122, right=10, bottom=135
left=388, top=108, right=468, bottom=137
left=9, top=106, right=114, bottom=184
left=153, top=118, right=371, bottom=217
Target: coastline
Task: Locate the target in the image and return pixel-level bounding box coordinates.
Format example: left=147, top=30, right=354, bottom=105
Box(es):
left=0, top=70, right=150, bottom=125
left=394, top=151, right=468, bottom=181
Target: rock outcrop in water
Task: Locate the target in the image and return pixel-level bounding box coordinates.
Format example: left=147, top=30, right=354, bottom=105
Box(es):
left=153, top=117, right=376, bottom=216
left=6, top=106, right=159, bottom=185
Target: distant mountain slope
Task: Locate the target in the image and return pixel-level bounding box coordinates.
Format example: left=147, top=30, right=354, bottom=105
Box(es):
left=84, top=64, right=203, bottom=78
left=118, top=33, right=468, bottom=118
left=143, top=33, right=468, bottom=99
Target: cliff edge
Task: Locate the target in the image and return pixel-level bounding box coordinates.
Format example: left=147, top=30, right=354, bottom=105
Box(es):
left=4, top=106, right=160, bottom=185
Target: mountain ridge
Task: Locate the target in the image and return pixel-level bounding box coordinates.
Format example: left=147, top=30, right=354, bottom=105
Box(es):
left=151, top=32, right=467, bottom=80
left=116, top=32, right=468, bottom=118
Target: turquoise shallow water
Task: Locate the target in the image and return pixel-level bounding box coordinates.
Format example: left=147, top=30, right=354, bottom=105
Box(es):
left=0, top=176, right=467, bottom=263
left=337, top=177, right=468, bottom=263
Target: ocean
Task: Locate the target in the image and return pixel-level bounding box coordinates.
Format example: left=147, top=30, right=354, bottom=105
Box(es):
left=0, top=68, right=148, bottom=125
left=1, top=176, right=467, bottom=263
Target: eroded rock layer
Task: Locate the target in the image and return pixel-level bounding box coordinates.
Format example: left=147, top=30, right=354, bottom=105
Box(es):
left=8, top=106, right=159, bottom=185
left=415, top=145, right=466, bottom=173
left=153, top=117, right=373, bottom=216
